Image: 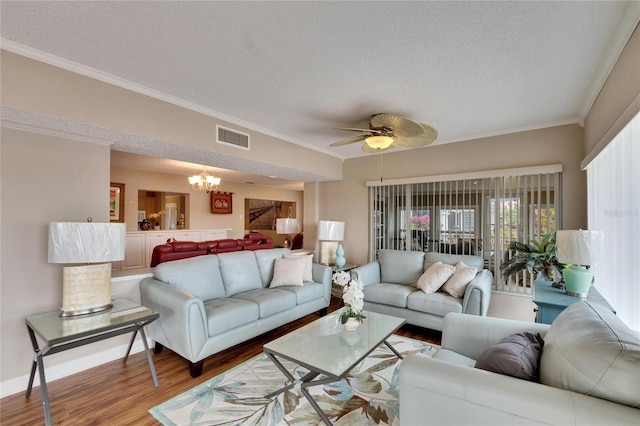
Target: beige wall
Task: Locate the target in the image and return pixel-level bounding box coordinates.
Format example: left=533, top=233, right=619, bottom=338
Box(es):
left=0, top=128, right=117, bottom=386
left=320, top=124, right=587, bottom=267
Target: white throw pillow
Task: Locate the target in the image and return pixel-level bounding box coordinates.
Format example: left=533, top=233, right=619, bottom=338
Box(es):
left=441, top=261, right=477, bottom=298
left=269, top=256, right=306, bottom=287
left=285, top=253, right=313, bottom=282
left=417, top=261, right=455, bottom=293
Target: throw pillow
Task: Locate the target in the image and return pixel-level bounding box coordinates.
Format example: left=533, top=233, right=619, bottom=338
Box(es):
left=269, top=256, right=306, bottom=288
left=285, top=253, right=313, bottom=282
left=441, top=261, right=477, bottom=298
left=416, top=261, right=456, bottom=293
left=475, top=332, right=545, bottom=381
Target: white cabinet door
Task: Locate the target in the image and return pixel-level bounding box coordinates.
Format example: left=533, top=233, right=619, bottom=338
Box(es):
left=172, top=231, right=201, bottom=241
left=201, top=229, right=228, bottom=241
left=122, top=233, right=146, bottom=269
left=145, top=233, right=173, bottom=268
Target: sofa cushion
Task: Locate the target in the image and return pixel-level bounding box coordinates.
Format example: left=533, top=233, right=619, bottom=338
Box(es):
left=425, top=252, right=483, bottom=271
left=540, top=301, right=640, bottom=407
left=378, top=249, right=425, bottom=285
left=441, top=261, right=477, bottom=298
left=407, top=291, right=463, bottom=317
left=204, top=298, right=260, bottom=336
left=255, top=248, right=291, bottom=286
left=279, top=282, right=325, bottom=305
left=285, top=253, right=313, bottom=282
left=231, top=288, right=297, bottom=318
left=217, top=251, right=263, bottom=296
left=475, top=332, right=544, bottom=381
left=363, top=283, right=415, bottom=308
left=153, top=255, right=225, bottom=301
left=269, top=256, right=306, bottom=287
left=417, top=261, right=455, bottom=293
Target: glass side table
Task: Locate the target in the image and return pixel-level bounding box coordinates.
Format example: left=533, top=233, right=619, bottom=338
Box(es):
left=25, top=299, right=159, bottom=426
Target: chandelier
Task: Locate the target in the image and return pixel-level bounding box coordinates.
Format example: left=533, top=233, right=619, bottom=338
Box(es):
left=188, top=166, right=221, bottom=193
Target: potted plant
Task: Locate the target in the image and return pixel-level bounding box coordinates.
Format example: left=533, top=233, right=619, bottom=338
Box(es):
left=501, top=232, right=564, bottom=286
left=147, top=211, right=166, bottom=230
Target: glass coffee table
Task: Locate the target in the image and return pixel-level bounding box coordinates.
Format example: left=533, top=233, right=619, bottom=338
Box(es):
left=263, top=308, right=405, bottom=425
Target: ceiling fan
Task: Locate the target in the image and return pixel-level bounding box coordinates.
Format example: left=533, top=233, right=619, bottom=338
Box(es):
left=330, top=113, right=437, bottom=153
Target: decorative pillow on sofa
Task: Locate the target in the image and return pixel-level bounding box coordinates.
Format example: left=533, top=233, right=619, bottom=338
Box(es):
left=475, top=332, right=544, bottom=381
left=285, top=253, right=313, bottom=282
left=540, top=300, right=640, bottom=407
left=269, top=256, right=306, bottom=287
left=417, top=261, right=455, bottom=293
left=441, top=261, right=477, bottom=298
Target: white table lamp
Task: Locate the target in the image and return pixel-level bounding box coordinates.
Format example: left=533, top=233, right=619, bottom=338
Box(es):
left=49, top=220, right=126, bottom=316
left=318, top=220, right=345, bottom=267
left=276, top=218, right=298, bottom=248
left=556, top=230, right=601, bottom=297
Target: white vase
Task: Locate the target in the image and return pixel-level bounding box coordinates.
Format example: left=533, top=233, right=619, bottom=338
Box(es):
left=344, top=317, right=360, bottom=331
left=154, top=225, right=160, bottom=230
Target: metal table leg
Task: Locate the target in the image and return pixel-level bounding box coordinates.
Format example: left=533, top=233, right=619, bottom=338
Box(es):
left=138, top=327, right=159, bottom=387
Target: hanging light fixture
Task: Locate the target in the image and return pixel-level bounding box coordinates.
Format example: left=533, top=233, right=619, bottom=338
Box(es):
left=365, top=135, right=394, bottom=150
left=188, top=166, right=221, bottom=193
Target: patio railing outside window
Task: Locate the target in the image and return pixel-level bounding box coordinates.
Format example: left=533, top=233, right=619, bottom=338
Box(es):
left=368, top=166, right=562, bottom=294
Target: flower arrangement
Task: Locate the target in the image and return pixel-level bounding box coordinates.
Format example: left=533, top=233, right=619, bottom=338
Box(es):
left=147, top=210, right=166, bottom=225
left=332, top=271, right=366, bottom=324
left=410, top=214, right=430, bottom=230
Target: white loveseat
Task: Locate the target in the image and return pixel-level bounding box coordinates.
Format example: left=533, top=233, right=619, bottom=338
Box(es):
left=400, top=301, right=640, bottom=425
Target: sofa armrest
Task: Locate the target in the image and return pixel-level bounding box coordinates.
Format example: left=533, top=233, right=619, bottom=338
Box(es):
left=441, top=313, right=549, bottom=360
left=140, top=277, right=208, bottom=362
left=400, top=354, right=638, bottom=426
left=352, top=262, right=381, bottom=287
left=312, top=263, right=333, bottom=304
left=461, top=269, right=493, bottom=316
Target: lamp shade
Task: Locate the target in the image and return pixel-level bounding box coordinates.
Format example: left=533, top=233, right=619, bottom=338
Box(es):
left=276, top=218, right=298, bottom=235
left=556, top=230, right=601, bottom=265
left=48, top=222, right=126, bottom=263
left=318, top=220, right=345, bottom=241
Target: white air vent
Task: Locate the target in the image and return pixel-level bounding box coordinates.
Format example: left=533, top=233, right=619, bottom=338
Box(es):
left=217, top=125, right=250, bottom=150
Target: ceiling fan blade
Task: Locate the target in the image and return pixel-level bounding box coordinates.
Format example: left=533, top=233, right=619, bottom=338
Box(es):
left=362, top=142, right=393, bottom=153
left=394, top=126, right=438, bottom=148
left=370, top=114, right=424, bottom=138
left=330, top=135, right=367, bottom=147
left=334, top=127, right=383, bottom=134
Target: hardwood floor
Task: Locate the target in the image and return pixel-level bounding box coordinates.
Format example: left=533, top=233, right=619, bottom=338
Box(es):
left=1, top=299, right=440, bottom=425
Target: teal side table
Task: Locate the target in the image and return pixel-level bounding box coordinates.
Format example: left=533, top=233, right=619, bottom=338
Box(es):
left=532, top=280, right=615, bottom=324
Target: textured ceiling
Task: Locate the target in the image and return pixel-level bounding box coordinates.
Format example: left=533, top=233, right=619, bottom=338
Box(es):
left=1, top=1, right=637, bottom=183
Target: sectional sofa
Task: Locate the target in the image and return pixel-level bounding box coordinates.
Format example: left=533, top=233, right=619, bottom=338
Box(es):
left=400, top=301, right=640, bottom=424
left=140, top=248, right=332, bottom=377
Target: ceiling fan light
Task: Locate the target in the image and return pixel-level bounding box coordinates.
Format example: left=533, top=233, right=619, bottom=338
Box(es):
left=365, top=135, right=394, bottom=150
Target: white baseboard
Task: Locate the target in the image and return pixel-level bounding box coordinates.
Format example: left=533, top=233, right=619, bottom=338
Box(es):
left=0, top=337, right=151, bottom=399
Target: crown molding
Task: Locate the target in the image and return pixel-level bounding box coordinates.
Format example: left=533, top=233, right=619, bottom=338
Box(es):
left=0, top=39, right=344, bottom=160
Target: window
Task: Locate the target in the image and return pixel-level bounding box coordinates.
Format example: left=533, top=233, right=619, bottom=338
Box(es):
left=367, top=166, right=562, bottom=294
left=586, top=111, right=639, bottom=331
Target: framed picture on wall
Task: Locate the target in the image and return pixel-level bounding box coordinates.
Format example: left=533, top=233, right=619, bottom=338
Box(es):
left=211, top=191, right=233, bottom=214
left=110, top=182, right=125, bottom=222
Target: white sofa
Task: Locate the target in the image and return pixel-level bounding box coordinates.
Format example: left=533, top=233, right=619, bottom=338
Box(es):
left=353, top=250, right=493, bottom=331
left=400, top=301, right=640, bottom=425
left=140, top=248, right=332, bottom=377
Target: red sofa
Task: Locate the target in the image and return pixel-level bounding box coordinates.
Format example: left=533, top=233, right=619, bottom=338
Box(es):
left=150, top=233, right=273, bottom=267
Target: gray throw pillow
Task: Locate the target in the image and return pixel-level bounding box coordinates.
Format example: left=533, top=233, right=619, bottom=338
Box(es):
left=475, top=332, right=544, bottom=381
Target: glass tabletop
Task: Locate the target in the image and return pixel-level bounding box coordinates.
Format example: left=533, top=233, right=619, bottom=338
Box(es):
left=25, top=298, right=157, bottom=344
left=264, top=308, right=405, bottom=377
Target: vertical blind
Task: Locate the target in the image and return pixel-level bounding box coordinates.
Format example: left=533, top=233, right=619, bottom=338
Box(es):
left=586, top=111, right=639, bottom=331
left=368, top=166, right=562, bottom=294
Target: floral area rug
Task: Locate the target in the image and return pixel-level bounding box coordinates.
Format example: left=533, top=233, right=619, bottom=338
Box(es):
left=149, top=334, right=437, bottom=426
